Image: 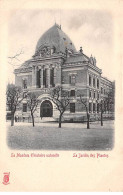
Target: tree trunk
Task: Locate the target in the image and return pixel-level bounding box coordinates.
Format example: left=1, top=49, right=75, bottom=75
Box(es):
left=87, top=112, right=90, bottom=129
left=59, top=113, right=63, bottom=128
left=101, top=111, right=103, bottom=126
left=11, top=112, right=14, bottom=126
left=31, top=113, right=35, bottom=127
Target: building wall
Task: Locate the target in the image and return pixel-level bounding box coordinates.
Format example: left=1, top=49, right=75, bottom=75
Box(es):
left=15, top=74, right=32, bottom=88
left=62, top=68, right=87, bottom=86
left=14, top=57, right=114, bottom=122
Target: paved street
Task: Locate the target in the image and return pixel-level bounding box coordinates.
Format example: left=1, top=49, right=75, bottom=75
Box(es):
left=7, top=120, right=114, bottom=150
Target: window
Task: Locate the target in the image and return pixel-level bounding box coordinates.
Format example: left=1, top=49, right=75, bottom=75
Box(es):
left=23, top=79, right=27, bottom=89
left=70, top=103, right=75, bottom=113
left=93, top=78, right=95, bottom=87
left=89, top=91, right=91, bottom=98
left=97, top=93, right=99, bottom=100
left=104, top=89, right=105, bottom=94
left=51, top=47, right=55, bottom=55
left=94, top=92, right=96, bottom=99
left=89, top=103, right=92, bottom=112
left=97, top=79, right=99, bottom=89
left=70, top=90, right=75, bottom=97
left=89, top=75, right=91, bottom=86
left=50, top=68, right=55, bottom=87
left=43, top=69, right=46, bottom=88
left=93, top=103, right=95, bottom=112
left=23, top=103, right=27, bottom=112
left=37, top=69, right=40, bottom=88
left=69, top=75, right=76, bottom=85
left=101, top=87, right=103, bottom=94
left=23, top=92, right=27, bottom=98
left=97, top=103, right=99, bottom=113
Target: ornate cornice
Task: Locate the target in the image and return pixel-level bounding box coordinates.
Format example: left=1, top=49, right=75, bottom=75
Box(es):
left=14, top=67, right=32, bottom=74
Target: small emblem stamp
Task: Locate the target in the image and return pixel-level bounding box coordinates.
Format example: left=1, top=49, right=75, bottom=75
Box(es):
left=2, top=172, right=10, bottom=185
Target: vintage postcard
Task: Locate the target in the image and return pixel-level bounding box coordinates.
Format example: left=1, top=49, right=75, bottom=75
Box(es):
left=0, top=0, right=123, bottom=192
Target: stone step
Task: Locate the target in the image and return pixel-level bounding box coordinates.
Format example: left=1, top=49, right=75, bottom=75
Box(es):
left=40, top=117, right=56, bottom=122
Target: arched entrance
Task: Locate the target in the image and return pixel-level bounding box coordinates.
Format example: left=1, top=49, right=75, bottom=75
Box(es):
left=40, top=100, right=53, bottom=117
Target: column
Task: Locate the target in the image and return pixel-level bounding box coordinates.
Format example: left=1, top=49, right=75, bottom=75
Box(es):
left=35, top=66, right=37, bottom=88
left=57, top=65, right=61, bottom=85
left=40, top=68, right=43, bottom=88
left=32, top=66, right=35, bottom=87
left=87, top=71, right=89, bottom=86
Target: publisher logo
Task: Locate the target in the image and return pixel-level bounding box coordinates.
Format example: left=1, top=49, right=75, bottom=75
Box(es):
left=2, top=172, right=10, bottom=185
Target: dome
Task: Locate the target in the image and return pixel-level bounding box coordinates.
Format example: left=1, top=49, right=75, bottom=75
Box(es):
left=35, top=24, right=76, bottom=54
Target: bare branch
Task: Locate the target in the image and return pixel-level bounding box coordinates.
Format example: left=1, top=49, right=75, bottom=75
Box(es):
left=50, top=86, right=70, bottom=114
left=8, top=49, right=24, bottom=67
left=8, top=49, right=24, bottom=60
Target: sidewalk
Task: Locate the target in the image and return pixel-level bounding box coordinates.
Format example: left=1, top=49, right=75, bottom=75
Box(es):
left=6, top=120, right=114, bottom=129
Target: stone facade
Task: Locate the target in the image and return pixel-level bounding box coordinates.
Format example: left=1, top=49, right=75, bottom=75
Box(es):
left=14, top=24, right=114, bottom=122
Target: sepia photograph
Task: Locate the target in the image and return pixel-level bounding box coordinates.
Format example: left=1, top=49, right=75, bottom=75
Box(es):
left=6, top=9, right=115, bottom=150
left=0, top=0, right=122, bottom=192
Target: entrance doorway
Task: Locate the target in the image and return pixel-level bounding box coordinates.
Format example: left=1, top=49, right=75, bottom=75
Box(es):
left=40, top=100, right=53, bottom=117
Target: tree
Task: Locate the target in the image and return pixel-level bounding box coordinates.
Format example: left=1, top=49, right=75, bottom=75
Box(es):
left=51, top=86, right=70, bottom=128
left=97, top=98, right=108, bottom=126
left=78, top=94, right=90, bottom=129
left=105, top=91, right=114, bottom=114
left=97, top=91, right=114, bottom=126
left=6, top=84, right=23, bottom=126
left=99, top=100, right=104, bottom=126
left=26, top=92, right=39, bottom=127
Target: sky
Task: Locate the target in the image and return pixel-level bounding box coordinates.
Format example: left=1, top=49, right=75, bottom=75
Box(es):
left=7, top=9, right=114, bottom=83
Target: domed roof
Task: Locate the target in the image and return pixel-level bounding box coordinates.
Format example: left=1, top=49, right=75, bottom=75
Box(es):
left=35, top=24, right=76, bottom=54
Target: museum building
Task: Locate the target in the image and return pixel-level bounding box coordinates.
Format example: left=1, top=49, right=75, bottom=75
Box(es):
left=14, top=23, right=114, bottom=122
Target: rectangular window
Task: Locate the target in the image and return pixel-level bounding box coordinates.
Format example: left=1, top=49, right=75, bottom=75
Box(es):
left=93, top=103, right=95, bottom=112
left=70, top=75, right=76, bottom=85
left=37, top=70, right=40, bottom=88
left=89, top=75, right=91, bottom=86
left=89, top=91, right=91, bottom=98
left=97, top=93, right=99, bottom=100
left=70, top=103, right=75, bottom=113
left=89, top=103, right=91, bottom=112
left=101, top=87, right=103, bottom=94
left=97, top=79, right=99, bottom=89
left=23, top=79, right=27, bottom=89
left=94, top=92, right=96, bottom=98
left=50, top=68, right=55, bottom=87
left=23, top=92, right=27, bottom=98
left=70, top=90, right=75, bottom=97
left=97, top=103, right=99, bottom=113
left=23, top=103, right=27, bottom=112
left=43, top=69, right=46, bottom=88
left=93, top=78, right=95, bottom=87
